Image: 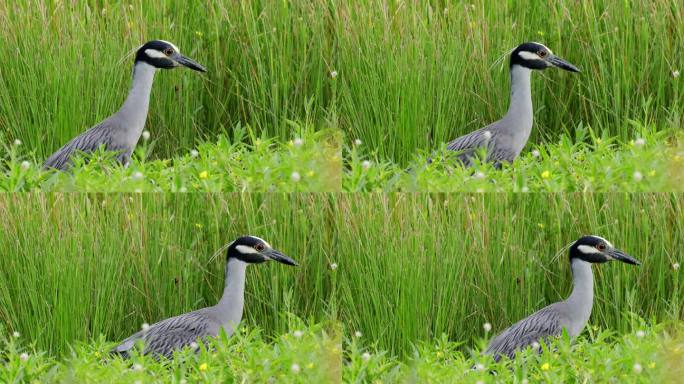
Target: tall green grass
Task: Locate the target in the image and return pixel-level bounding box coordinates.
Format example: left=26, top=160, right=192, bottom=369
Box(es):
left=335, top=193, right=684, bottom=355
left=1, top=1, right=680, bottom=164
left=0, top=194, right=339, bottom=355
left=336, top=0, right=683, bottom=163
left=1, top=193, right=682, bottom=358
left=0, top=1, right=337, bottom=159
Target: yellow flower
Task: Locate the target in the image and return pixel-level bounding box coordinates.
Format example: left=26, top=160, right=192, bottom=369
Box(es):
left=199, top=362, right=208, bottom=372
left=648, top=170, right=656, bottom=177
left=94, top=351, right=101, bottom=358
left=436, top=351, right=444, bottom=358
left=648, top=362, right=656, bottom=369
left=541, top=363, right=550, bottom=371
left=306, top=170, right=315, bottom=177
left=195, top=223, right=203, bottom=229
left=199, top=171, right=208, bottom=179
left=537, top=223, right=545, bottom=229
left=541, top=170, right=550, bottom=179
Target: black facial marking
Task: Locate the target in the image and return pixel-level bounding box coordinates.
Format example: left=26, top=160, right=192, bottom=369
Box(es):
left=135, top=40, right=177, bottom=69
left=569, top=235, right=610, bottom=264
left=509, top=42, right=550, bottom=70
left=226, top=236, right=268, bottom=264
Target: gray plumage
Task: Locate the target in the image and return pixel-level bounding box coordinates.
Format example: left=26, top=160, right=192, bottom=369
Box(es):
left=484, top=235, right=639, bottom=362
left=111, top=236, right=297, bottom=359
left=43, top=40, right=206, bottom=171
left=444, top=42, right=579, bottom=167
left=112, top=258, right=247, bottom=359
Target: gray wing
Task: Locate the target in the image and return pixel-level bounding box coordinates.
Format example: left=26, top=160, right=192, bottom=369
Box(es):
left=112, top=310, right=216, bottom=359
left=445, top=122, right=514, bottom=167
left=43, top=120, right=130, bottom=170
left=485, top=306, right=563, bottom=362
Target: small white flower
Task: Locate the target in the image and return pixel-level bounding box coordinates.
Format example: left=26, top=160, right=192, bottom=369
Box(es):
left=354, top=139, right=362, bottom=146
left=531, top=149, right=541, bottom=157
left=522, top=380, right=529, bottom=384
left=673, top=262, right=680, bottom=271
left=293, top=330, right=303, bottom=339
left=633, top=363, right=643, bottom=374
left=361, top=352, right=371, bottom=361
left=531, top=341, right=540, bottom=351
left=179, top=186, right=188, bottom=193
left=190, top=149, right=199, bottom=158
left=354, top=331, right=362, bottom=338
left=180, top=379, right=187, bottom=384
left=362, top=160, right=371, bottom=170
left=142, top=131, right=150, bottom=141
left=132, top=363, right=143, bottom=371
left=672, top=70, right=680, bottom=79
left=290, top=363, right=300, bottom=374
left=293, top=138, right=303, bottom=148
left=521, top=186, right=530, bottom=193
left=473, top=171, right=485, bottom=180
left=633, top=171, right=643, bottom=182
left=634, top=138, right=646, bottom=148
left=330, top=70, right=338, bottom=79
left=13, top=139, right=22, bottom=146
left=291, top=172, right=301, bottom=182
left=483, top=322, right=492, bottom=332
left=131, top=171, right=144, bottom=181
left=476, top=381, right=484, bottom=384
left=141, top=323, right=150, bottom=331
left=482, top=131, right=492, bottom=141
left=20, top=161, right=30, bottom=170
left=329, top=262, right=338, bottom=270
left=474, top=363, right=485, bottom=371
left=636, top=330, right=645, bottom=339
left=190, top=341, right=199, bottom=350
left=12, top=331, right=20, bottom=338
left=19, top=353, right=29, bottom=361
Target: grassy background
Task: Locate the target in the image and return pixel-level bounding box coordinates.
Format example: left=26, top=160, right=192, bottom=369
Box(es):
left=0, top=194, right=339, bottom=355
left=0, top=1, right=338, bottom=159
left=336, top=193, right=684, bottom=355
left=1, top=193, right=683, bottom=358
left=1, top=1, right=681, bottom=165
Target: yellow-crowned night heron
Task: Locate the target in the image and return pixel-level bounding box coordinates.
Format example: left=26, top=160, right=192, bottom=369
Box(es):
left=43, top=40, right=206, bottom=170
left=111, top=236, right=297, bottom=359
left=444, top=42, right=580, bottom=167
left=486, top=235, right=640, bottom=361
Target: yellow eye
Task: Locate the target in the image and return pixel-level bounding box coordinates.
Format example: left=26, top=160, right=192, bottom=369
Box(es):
left=538, top=50, right=548, bottom=58
left=255, top=244, right=265, bottom=251
left=164, top=48, right=174, bottom=56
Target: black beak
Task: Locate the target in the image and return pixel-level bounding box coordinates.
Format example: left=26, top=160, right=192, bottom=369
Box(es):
left=547, top=55, right=581, bottom=73
left=263, top=249, right=298, bottom=266
left=176, top=54, right=207, bottom=72
left=608, top=249, right=641, bottom=265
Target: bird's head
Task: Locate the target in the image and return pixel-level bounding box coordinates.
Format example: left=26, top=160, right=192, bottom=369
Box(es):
left=226, top=235, right=298, bottom=266
left=135, top=40, right=207, bottom=72
left=569, top=235, right=640, bottom=265
left=510, top=42, right=580, bottom=73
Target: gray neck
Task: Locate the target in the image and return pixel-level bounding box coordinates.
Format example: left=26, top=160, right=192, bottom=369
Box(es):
left=564, top=258, right=594, bottom=337
left=501, top=65, right=533, bottom=154
left=215, top=258, right=248, bottom=334
left=114, top=62, right=157, bottom=145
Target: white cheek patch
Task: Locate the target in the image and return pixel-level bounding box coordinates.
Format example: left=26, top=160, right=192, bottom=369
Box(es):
left=144, top=49, right=168, bottom=59
left=235, top=245, right=259, bottom=255
left=577, top=245, right=602, bottom=255
left=518, top=51, right=544, bottom=61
